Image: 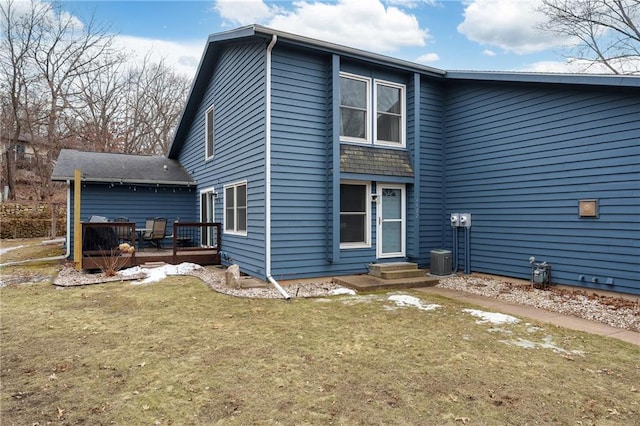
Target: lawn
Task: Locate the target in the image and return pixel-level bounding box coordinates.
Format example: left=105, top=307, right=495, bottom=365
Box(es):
left=1, top=263, right=639, bottom=425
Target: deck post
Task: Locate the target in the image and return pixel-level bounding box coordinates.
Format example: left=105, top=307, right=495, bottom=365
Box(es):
left=73, top=169, right=82, bottom=270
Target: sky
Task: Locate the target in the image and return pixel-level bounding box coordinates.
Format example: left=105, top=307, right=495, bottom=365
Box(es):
left=56, top=0, right=586, bottom=77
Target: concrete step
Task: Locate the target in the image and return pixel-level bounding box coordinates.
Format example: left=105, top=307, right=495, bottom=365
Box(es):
left=334, top=273, right=439, bottom=292
left=368, top=262, right=418, bottom=277
left=380, top=269, right=425, bottom=279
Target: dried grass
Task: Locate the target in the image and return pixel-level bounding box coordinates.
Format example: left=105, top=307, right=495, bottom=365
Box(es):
left=1, top=275, right=639, bottom=424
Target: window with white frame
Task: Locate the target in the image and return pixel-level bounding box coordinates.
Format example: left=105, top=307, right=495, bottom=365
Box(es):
left=340, top=182, right=370, bottom=248
left=205, top=105, right=214, bottom=159
left=339, top=73, right=405, bottom=147
left=340, top=74, right=370, bottom=142
left=375, top=82, right=403, bottom=144
left=224, top=181, right=247, bottom=235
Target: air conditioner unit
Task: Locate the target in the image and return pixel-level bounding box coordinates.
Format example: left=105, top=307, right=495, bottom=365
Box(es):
left=430, top=249, right=452, bottom=276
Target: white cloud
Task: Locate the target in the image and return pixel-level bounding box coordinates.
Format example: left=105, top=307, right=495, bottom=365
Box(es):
left=214, top=0, right=429, bottom=53
left=214, top=0, right=278, bottom=25
left=113, top=35, right=203, bottom=77
left=416, top=52, right=439, bottom=63
left=482, top=49, right=496, bottom=57
left=385, top=0, right=438, bottom=8
left=457, top=0, right=571, bottom=54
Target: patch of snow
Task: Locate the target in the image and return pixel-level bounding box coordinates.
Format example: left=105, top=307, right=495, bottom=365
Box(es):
left=387, top=294, right=441, bottom=311
left=118, top=262, right=203, bottom=285
left=500, top=335, right=585, bottom=356
left=329, top=287, right=357, bottom=296
left=463, top=308, right=520, bottom=325
left=0, top=245, right=24, bottom=255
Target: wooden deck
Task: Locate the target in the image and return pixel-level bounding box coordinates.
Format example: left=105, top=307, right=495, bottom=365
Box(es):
left=81, top=248, right=220, bottom=270
left=81, top=222, right=221, bottom=270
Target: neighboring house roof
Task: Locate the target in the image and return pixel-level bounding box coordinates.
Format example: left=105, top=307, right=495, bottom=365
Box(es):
left=341, top=145, right=414, bottom=178
left=51, top=149, right=195, bottom=186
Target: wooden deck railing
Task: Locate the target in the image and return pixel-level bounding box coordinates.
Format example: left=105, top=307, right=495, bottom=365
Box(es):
left=80, top=222, right=222, bottom=269
left=172, top=222, right=221, bottom=251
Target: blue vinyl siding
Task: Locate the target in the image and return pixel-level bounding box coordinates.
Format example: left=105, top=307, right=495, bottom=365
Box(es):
left=418, top=78, right=446, bottom=268
left=270, top=46, right=334, bottom=278
left=68, top=183, right=197, bottom=252
left=270, top=49, right=422, bottom=278
left=176, top=41, right=268, bottom=277
left=444, top=82, right=640, bottom=294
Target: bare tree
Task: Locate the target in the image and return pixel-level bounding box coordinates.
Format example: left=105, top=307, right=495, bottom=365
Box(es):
left=1, top=0, right=124, bottom=200
left=74, top=56, right=127, bottom=153
left=538, top=0, right=640, bottom=74
left=0, top=0, right=48, bottom=200
left=119, top=57, right=191, bottom=155
left=1, top=0, right=190, bottom=202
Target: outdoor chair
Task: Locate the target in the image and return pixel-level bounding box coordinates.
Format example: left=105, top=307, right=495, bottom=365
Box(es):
left=138, top=218, right=155, bottom=250
left=143, top=217, right=167, bottom=250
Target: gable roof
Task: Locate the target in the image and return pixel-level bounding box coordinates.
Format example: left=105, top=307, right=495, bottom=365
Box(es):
left=168, top=24, right=640, bottom=159
left=168, top=24, right=446, bottom=159
left=51, top=149, right=195, bottom=186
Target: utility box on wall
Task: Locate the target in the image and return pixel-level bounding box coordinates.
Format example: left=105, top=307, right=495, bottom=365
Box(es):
left=430, top=249, right=452, bottom=276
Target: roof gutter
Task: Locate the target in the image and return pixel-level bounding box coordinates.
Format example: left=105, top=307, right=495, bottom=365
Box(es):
left=264, top=34, right=290, bottom=300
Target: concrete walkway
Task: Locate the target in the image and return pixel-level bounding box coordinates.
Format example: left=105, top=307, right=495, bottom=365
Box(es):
left=415, top=287, right=639, bottom=346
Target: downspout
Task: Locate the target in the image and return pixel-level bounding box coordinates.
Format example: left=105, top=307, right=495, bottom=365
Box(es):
left=65, top=180, right=71, bottom=258
left=264, top=34, right=290, bottom=300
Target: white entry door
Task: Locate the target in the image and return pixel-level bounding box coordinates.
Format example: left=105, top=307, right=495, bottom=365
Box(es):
left=377, top=184, right=405, bottom=258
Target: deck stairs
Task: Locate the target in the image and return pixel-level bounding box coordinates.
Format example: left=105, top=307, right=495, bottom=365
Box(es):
left=333, top=262, right=440, bottom=291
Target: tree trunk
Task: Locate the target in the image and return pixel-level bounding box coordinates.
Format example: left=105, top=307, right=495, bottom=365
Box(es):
left=3, top=148, right=15, bottom=200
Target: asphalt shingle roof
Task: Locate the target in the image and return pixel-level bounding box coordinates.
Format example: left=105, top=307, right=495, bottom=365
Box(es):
left=340, top=145, right=414, bottom=177
left=51, top=149, right=195, bottom=185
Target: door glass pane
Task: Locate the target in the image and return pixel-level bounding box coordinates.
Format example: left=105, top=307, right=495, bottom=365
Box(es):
left=382, top=222, right=401, bottom=253
left=382, top=189, right=401, bottom=219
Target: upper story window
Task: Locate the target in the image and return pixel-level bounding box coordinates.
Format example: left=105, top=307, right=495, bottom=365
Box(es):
left=339, top=72, right=405, bottom=147
left=340, top=74, right=370, bottom=142
left=205, top=105, right=214, bottom=160
left=375, top=82, right=403, bottom=145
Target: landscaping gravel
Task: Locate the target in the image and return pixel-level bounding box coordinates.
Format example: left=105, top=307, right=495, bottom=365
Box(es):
left=437, top=275, right=639, bottom=332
